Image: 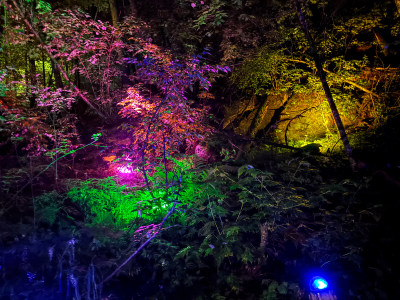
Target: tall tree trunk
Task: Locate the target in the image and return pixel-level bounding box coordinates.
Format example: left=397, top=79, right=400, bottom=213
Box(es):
left=108, top=0, right=118, bottom=27
left=51, top=60, right=63, bottom=89
left=29, top=58, right=36, bottom=86
left=373, top=29, right=390, bottom=56
left=29, top=57, right=37, bottom=107
left=75, top=69, right=80, bottom=89
left=395, top=0, right=400, bottom=15
left=41, top=49, right=45, bottom=87
left=1, top=4, right=6, bottom=34
left=293, top=0, right=356, bottom=170
left=25, top=52, right=29, bottom=94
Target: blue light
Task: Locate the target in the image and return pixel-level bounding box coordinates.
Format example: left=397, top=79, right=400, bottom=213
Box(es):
left=310, top=276, right=328, bottom=291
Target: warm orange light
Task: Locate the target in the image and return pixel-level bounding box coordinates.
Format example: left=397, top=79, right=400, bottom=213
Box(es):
left=102, top=155, right=117, bottom=162
left=118, top=88, right=156, bottom=115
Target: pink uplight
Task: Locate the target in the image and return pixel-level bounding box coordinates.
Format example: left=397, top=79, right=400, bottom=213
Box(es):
left=117, top=165, right=134, bottom=174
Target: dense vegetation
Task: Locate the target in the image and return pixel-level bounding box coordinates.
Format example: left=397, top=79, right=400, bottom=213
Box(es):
left=1, top=0, right=400, bottom=299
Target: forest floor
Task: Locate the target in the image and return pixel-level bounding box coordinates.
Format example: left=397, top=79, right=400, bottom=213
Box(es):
left=1, top=143, right=400, bottom=300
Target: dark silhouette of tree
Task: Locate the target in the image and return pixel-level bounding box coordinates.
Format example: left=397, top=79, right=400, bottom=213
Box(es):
left=293, top=0, right=356, bottom=170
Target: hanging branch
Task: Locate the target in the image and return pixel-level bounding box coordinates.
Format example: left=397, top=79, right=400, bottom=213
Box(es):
left=140, top=90, right=169, bottom=189
left=282, top=107, right=316, bottom=146
left=293, top=0, right=356, bottom=170
left=162, top=131, right=168, bottom=188
left=5, top=136, right=104, bottom=211
left=1, top=0, right=106, bottom=118
left=101, top=175, right=181, bottom=284
left=107, top=89, right=183, bottom=282
left=284, top=58, right=380, bottom=98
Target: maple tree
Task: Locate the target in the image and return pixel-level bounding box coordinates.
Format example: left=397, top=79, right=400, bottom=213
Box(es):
left=39, top=8, right=230, bottom=176
left=118, top=39, right=229, bottom=178
left=1, top=4, right=229, bottom=179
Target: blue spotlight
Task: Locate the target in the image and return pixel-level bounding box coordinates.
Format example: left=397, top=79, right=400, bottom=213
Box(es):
left=310, top=276, right=328, bottom=291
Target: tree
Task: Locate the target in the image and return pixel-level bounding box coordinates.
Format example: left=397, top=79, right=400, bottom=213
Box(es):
left=1, top=3, right=229, bottom=175
left=293, top=0, right=356, bottom=169
left=227, top=0, right=396, bottom=164
left=118, top=42, right=229, bottom=182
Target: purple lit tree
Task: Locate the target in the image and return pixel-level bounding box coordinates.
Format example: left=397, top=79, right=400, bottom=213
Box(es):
left=1, top=2, right=229, bottom=183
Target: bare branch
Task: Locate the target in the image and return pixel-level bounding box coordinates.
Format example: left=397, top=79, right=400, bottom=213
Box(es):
left=284, top=58, right=380, bottom=98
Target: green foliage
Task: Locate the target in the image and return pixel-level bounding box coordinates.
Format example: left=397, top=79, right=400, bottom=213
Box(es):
left=0, top=69, right=7, bottom=96
left=33, top=190, right=64, bottom=225
left=165, top=162, right=313, bottom=298
left=67, top=157, right=209, bottom=229
left=228, top=0, right=398, bottom=150
left=229, top=41, right=381, bottom=149
left=261, top=280, right=300, bottom=300
left=139, top=153, right=376, bottom=298
left=25, top=0, right=52, bottom=14
left=193, top=0, right=228, bottom=30
left=91, top=132, right=102, bottom=142
left=67, top=176, right=140, bottom=229
left=231, top=44, right=368, bottom=98
left=0, top=148, right=381, bottom=298
left=231, top=47, right=301, bottom=95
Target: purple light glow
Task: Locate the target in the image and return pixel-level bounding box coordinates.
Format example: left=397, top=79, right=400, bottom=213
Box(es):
left=117, top=165, right=134, bottom=174
left=111, top=163, right=145, bottom=187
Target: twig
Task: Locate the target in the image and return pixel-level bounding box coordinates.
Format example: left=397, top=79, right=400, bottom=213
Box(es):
left=162, top=131, right=168, bottom=188
left=140, top=92, right=169, bottom=189
left=101, top=175, right=181, bottom=284
left=235, top=201, right=244, bottom=223
left=208, top=196, right=223, bottom=235
left=6, top=139, right=100, bottom=209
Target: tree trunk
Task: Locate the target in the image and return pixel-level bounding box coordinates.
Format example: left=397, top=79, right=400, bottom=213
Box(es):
left=51, top=60, right=63, bottom=89
left=108, top=0, right=118, bottom=27
left=29, top=58, right=36, bottom=86
left=41, top=49, right=45, bottom=87
left=258, top=221, right=269, bottom=264
left=1, top=4, right=6, bottom=34
left=395, top=0, right=400, bottom=15
left=373, top=29, right=390, bottom=56
left=293, top=0, right=356, bottom=170
left=29, top=57, right=37, bottom=107
left=25, top=53, right=29, bottom=94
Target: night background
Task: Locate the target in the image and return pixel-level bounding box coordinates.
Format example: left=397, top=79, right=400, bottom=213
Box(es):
left=1, top=0, right=400, bottom=299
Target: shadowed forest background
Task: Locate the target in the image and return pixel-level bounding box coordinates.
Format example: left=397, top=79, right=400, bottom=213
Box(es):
left=1, top=0, right=400, bottom=299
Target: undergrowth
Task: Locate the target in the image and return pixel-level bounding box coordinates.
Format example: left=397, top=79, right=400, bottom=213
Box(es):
left=65, top=157, right=205, bottom=230
left=0, top=153, right=382, bottom=299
